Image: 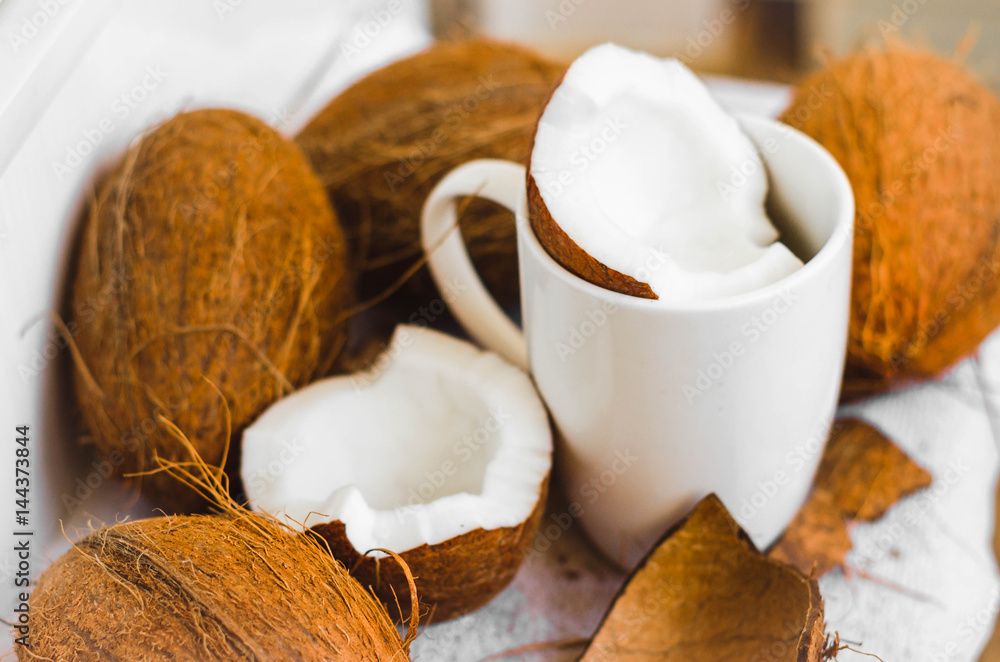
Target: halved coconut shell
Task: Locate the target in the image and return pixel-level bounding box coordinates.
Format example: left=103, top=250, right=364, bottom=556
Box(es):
left=241, top=325, right=552, bottom=622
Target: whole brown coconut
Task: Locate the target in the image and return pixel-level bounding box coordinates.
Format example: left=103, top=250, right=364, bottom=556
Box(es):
left=313, top=479, right=547, bottom=623
left=296, top=39, right=564, bottom=306
left=22, top=514, right=412, bottom=661
left=70, top=109, right=352, bottom=512
left=782, top=44, right=1000, bottom=399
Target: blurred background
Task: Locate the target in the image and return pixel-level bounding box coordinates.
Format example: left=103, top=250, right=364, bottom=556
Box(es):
left=432, top=0, right=1000, bottom=89
left=2, top=1, right=999, bottom=660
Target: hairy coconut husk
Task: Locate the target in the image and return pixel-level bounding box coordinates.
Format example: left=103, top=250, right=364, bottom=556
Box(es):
left=24, top=515, right=410, bottom=662
left=20, top=422, right=414, bottom=662
left=313, top=476, right=548, bottom=624
left=296, top=39, right=564, bottom=306
left=782, top=43, right=1000, bottom=399
left=69, top=109, right=352, bottom=513
left=582, top=495, right=825, bottom=662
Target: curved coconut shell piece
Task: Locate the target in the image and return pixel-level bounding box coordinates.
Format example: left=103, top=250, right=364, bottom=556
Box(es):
left=770, top=418, right=932, bottom=576
left=296, top=39, right=564, bottom=305
left=314, top=477, right=548, bottom=623
left=782, top=44, right=1000, bottom=399
left=582, top=494, right=824, bottom=662
left=22, top=514, right=410, bottom=661
left=526, top=173, right=658, bottom=299
left=70, top=109, right=352, bottom=513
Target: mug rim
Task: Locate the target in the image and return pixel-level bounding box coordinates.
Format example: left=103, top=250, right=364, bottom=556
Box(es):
left=515, top=113, right=855, bottom=313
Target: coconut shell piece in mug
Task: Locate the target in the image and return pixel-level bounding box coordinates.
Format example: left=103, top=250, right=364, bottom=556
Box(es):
left=296, top=39, right=564, bottom=305
left=69, top=109, right=352, bottom=513
left=527, top=44, right=804, bottom=304
left=581, top=494, right=825, bottom=662
left=21, top=514, right=412, bottom=661
left=782, top=44, right=1000, bottom=399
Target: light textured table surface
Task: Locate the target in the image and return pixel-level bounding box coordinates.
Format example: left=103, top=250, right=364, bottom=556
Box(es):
left=411, top=332, right=1000, bottom=661
left=3, top=5, right=997, bottom=660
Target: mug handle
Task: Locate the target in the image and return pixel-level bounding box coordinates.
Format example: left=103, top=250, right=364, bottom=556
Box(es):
left=420, top=159, right=529, bottom=370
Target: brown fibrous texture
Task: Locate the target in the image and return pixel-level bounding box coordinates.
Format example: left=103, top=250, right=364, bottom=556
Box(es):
left=313, top=476, right=548, bottom=623
left=296, top=39, right=565, bottom=306
left=21, top=422, right=414, bottom=661
left=581, top=495, right=825, bottom=662
left=21, top=513, right=411, bottom=661
left=782, top=44, right=1000, bottom=399
left=70, top=108, right=352, bottom=513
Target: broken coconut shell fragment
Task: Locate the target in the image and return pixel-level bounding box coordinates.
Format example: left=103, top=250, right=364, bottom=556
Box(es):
left=582, top=494, right=825, bottom=662
left=770, top=417, right=932, bottom=576
left=242, top=325, right=552, bottom=622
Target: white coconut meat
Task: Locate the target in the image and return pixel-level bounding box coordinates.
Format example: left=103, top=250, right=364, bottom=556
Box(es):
left=530, top=43, right=803, bottom=302
left=241, top=325, right=552, bottom=555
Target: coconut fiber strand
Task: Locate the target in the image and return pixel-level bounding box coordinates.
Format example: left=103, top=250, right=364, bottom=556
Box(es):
left=22, top=514, right=410, bottom=661
left=297, top=39, right=564, bottom=306
left=69, top=109, right=352, bottom=513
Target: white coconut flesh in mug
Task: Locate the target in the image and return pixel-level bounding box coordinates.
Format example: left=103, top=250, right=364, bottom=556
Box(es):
left=241, top=325, right=552, bottom=554
left=530, top=42, right=804, bottom=302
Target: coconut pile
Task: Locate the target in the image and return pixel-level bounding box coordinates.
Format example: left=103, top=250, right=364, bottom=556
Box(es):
left=19, top=36, right=1000, bottom=661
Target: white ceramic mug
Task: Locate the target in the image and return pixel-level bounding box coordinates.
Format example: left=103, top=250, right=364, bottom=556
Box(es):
left=420, top=114, right=854, bottom=569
